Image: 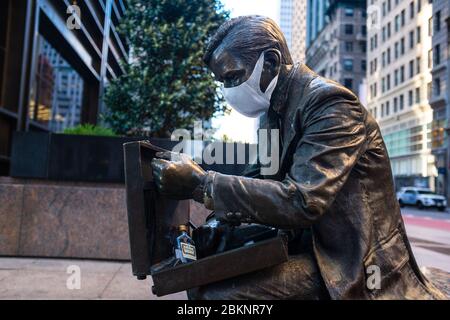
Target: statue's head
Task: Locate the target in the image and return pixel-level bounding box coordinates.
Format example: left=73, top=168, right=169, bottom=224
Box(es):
left=203, top=16, right=293, bottom=118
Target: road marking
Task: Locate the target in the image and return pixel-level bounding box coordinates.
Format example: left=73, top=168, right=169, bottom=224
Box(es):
left=402, top=215, right=450, bottom=232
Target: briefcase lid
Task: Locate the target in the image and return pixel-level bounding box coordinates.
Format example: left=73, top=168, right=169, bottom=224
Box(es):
left=123, top=140, right=190, bottom=280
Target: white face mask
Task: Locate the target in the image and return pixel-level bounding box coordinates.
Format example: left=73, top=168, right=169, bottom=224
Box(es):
left=222, top=52, right=279, bottom=118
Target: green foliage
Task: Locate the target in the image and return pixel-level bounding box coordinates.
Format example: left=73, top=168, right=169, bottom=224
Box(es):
left=103, top=0, right=229, bottom=137
left=63, top=124, right=117, bottom=137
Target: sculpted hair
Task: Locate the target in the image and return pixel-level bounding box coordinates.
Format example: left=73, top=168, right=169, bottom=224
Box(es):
left=203, top=15, right=294, bottom=66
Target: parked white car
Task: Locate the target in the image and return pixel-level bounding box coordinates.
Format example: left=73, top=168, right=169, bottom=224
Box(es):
left=397, top=187, right=447, bottom=211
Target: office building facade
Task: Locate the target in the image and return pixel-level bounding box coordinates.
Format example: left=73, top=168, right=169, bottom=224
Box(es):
left=280, top=0, right=307, bottom=63
left=0, top=0, right=128, bottom=175
left=306, top=0, right=367, bottom=98
left=430, top=0, right=450, bottom=198
left=366, top=0, right=436, bottom=190
left=306, top=0, right=329, bottom=48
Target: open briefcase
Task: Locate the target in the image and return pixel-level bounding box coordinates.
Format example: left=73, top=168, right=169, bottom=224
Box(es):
left=123, top=140, right=288, bottom=297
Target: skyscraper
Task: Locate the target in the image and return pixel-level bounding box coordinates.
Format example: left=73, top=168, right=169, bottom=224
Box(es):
left=306, top=0, right=367, bottom=99
left=280, top=0, right=307, bottom=62
left=366, top=0, right=436, bottom=190
left=306, top=0, right=329, bottom=48
left=280, top=0, right=294, bottom=49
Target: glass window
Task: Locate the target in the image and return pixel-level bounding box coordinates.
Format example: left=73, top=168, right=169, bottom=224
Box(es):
left=345, top=24, right=354, bottom=35
left=345, top=41, right=353, bottom=52
left=434, top=11, right=441, bottom=32
left=345, top=7, right=354, bottom=16
left=343, top=59, right=354, bottom=71
left=395, top=15, right=400, bottom=32
left=29, top=36, right=84, bottom=132
left=359, top=41, right=367, bottom=53
left=428, top=49, right=433, bottom=68
left=409, top=60, right=414, bottom=78
left=384, top=125, right=426, bottom=157
left=431, top=118, right=446, bottom=149
left=410, top=1, right=415, bottom=19
left=344, top=78, right=353, bottom=90
left=362, top=25, right=367, bottom=36
left=409, top=30, right=414, bottom=48
left=434, top=78, right=441, bottom=96
left=418, top=190, right=434, bottom=195
left=427, top=82, right=432, bottom=99
left=408, top=90, right=413, bottom=106
left=434, top=44, right=440, bottom=66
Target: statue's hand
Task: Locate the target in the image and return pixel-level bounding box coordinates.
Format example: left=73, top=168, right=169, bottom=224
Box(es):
left=151, top=151, right=206, bottom=200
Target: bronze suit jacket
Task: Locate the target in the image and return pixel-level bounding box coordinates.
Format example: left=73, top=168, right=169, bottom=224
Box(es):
left=207, top=63, right=446, bottom=300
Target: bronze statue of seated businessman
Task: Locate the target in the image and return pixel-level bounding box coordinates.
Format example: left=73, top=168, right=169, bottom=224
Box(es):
left=151, top=16, right=446, bottom=300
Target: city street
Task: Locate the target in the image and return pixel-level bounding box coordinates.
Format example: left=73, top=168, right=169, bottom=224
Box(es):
left=0, top=206, right=449, bottom=300
left=402, top=206, right=450, bottom=273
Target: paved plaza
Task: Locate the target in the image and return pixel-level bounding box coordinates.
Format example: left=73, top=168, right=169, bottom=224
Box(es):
left=1, top=207, right=449, bottom=300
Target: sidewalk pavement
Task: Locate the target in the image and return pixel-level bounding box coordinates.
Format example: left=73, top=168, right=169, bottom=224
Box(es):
left=0, top=257, right=187, bottom=300
left=1, top=213, right=450, bottom=299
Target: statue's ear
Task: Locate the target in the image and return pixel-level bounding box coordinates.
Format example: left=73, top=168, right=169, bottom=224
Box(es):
left=260, top=49, right=281, bottom=92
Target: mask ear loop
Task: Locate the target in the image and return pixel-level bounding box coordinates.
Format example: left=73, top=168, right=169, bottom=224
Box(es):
left=259, top=49, right=281, bottom=96
left=244, top=51, right=267, bottom=93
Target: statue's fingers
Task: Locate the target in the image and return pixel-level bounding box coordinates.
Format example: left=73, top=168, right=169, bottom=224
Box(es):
left=152, top=169, right=162, bottom=182
left=151, top=158, right=171, bottom=171
left=152, top=172, right=165, bottom=191
left=156, top=151, right=179, bottom=161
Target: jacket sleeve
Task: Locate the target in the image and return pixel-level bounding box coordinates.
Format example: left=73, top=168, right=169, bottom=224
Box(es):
left=208, top=84, right=367, bottom=229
